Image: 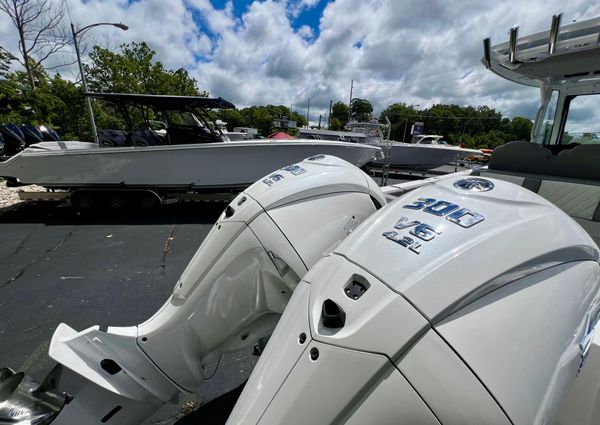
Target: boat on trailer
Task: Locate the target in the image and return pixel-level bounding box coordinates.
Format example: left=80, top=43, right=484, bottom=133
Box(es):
left=301, top=120, right=481, bottom=170
left=372, top=134, right=483, bottom=170
left=0, top=93, right=381, bottom=208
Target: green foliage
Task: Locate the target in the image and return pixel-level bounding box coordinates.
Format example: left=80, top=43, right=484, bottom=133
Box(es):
left=47, top=74, right=89, bottom=139
left=215, top=104, right=307, bottom=136
left=0, top=69, right=23, bottom=122
left=380, top=103, right=420, bottom=142
left=381, top=101, right=532, bottom=148
left=0, top=41, right=207, bottom=140
left=0, top=47, right=14, bottom=78
left=330, top=101, right=349, bottom=130
left=85, top=42, right=203, bottom=96
left=350, top=98, right=373, bottom=122
left=508, top=116, right=533, bottom=141
left=216, top=109, right=246, bottom=130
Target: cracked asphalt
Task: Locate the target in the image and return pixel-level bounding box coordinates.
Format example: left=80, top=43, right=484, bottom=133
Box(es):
left=0, top=201, right=257, bottom=422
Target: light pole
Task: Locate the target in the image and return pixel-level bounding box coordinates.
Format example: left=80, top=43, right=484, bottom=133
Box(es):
left=71, top=22, right=128, bottom=144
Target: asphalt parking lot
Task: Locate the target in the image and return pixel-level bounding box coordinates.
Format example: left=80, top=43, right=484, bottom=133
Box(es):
left=0, top=200, right=258, bottom=422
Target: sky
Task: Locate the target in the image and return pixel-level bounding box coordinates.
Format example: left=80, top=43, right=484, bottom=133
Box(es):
left=1, top=0, right=600, bottom=125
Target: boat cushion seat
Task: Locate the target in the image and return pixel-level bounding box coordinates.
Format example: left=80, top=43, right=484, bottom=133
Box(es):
left=477, top=170, right=600, bottom=221
left=476, top=170, right=600, bottom=245
left=536, top=180, right=600, bottom=221
left=477, top=141, right=600, bottom=221
left=488, top=141, right=600, bottom=181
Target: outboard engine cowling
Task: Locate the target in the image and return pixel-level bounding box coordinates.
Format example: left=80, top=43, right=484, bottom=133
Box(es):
left=19, top=124, right=44, bottom=147
left=0, top=124, right=26, bottom=156
left=229, top=176, right=600, bottom=425
left=6, top=155, right=385, bottom=425
left=38, top=125, right=59, bottom=142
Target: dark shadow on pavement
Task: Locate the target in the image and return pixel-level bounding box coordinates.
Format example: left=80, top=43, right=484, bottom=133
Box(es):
left=0, top=201, right=225, bottom=225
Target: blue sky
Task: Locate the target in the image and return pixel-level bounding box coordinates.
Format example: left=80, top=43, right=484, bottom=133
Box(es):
left=208, top=0, right=328, bottom=38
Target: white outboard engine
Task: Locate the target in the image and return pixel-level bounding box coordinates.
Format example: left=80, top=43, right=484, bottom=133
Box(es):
left=228, top=176, right=600, bottom=425
left=0, top=155, right=385, bottom=425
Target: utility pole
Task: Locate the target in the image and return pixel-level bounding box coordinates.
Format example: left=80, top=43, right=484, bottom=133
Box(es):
left=328, top=99, right=333, bottom=129
left=318, top=115, right=322, bottom=129
left=348, top=80, right=354, bottom=123
left=306, top=99, right=310, bottom=128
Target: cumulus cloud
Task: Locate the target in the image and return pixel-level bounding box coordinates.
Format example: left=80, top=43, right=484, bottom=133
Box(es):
left=297, top=25, right=313, bottom=39
left=2, top=0, right=600, bottom=123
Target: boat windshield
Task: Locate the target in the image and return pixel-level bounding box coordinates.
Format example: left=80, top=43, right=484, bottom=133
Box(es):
left=534, top=90, right=559, bottom=145
left=561, top=94, right=600, bottom=145
left=163, top=111, right=202, bottom=127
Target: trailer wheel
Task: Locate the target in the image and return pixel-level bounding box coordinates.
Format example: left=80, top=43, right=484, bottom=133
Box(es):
left=138, top=191, right=160, bottom=210
left=72, top=192, right=98, bottom=212
left=109, top=194, right=127, bottom=211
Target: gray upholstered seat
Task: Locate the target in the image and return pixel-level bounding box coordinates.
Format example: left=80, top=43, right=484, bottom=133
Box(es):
left=475, top=141, right=600, bottom=246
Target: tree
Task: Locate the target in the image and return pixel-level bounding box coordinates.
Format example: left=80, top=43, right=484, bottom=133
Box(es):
left=215, top=109, right=246, bottom=130
left=509, top=117, right=533, bottom=141
left=0, top=46, right=15, bottom=77
left=289, top=110, right=307, bottom=128
left=380, top=103, right=421, bottom=142
left=329, top=101, right=349, bottom=130
left=241, top=106, right=273, bottom=136
left=0, top=0, right=70, bottom=90
left=350, top=98, right=373, bottom=122
left=47, top=73, right=88, bottom=139
left=85, top=42, right=203, bottom=96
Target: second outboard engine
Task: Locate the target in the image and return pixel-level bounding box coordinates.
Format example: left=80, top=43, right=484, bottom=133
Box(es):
left=19, top=124, right=44, bottom=147
left=229, top=176, right=600, bottom=425
left=38, top=125, right=60, bottom=141
left=0, top=124, right=26, bottom=156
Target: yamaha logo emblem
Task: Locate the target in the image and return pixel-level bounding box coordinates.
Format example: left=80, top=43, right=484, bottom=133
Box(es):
left=453, top=178, right=494, bottom=192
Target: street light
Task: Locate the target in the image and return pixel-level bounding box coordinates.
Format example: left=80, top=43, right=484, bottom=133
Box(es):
left=71, top=22, right=128, bottom=144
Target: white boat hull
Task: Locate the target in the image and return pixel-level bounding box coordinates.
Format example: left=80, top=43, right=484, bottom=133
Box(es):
left=371, top=143, right=480, bottom=170
left=0, top=140, right=380, bottom=189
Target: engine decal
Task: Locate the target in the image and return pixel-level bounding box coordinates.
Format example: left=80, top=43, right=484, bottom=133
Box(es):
left=382, top=231, right=422, bottom=254
left=262, top=173, right=285, bottom=186
left=453, top=177, right=494, bottom=192
left=281, top=165, right=307, bottom=176
left=403, top=198, right=484, bottom=228
left=262, top=164, right=308, bottom=186
left=383, top=199, right=485, bottom=254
